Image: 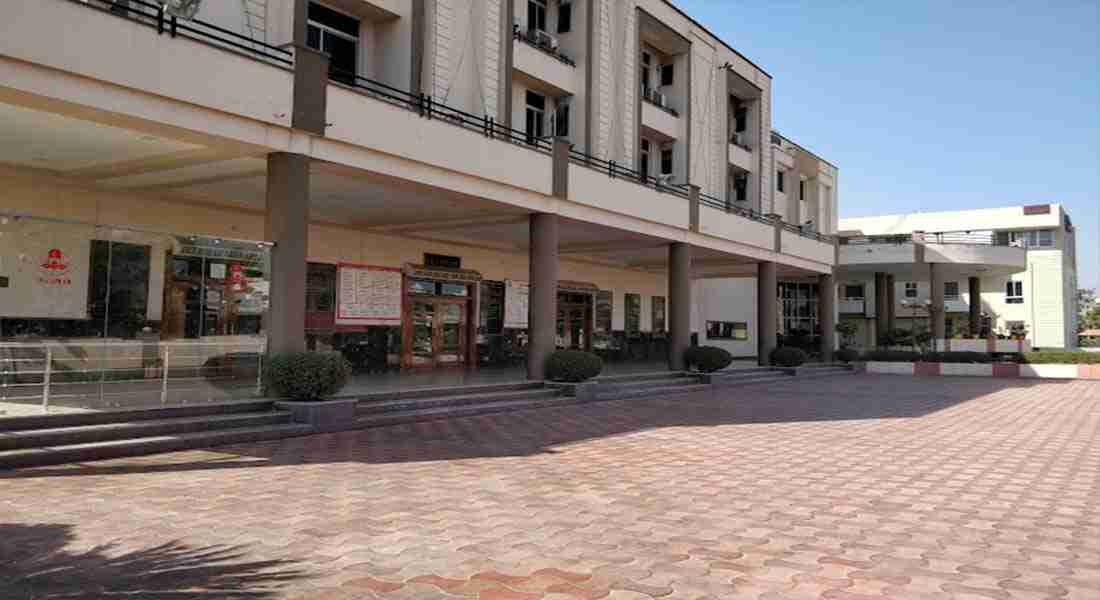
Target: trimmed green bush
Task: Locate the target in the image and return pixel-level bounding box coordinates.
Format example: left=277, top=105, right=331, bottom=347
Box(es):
left=863, top=349, right=922, bottom=362
left=684, top=345, right=734, bottom=373
left=265, top=352, right=352, bottom=401
left=835, top=348, right=860, bottom=363
left=1019, top=351, right=1100, bottom=365
left=770, top=346, right=807, bottom=367
left=545, top=350, right=603, bottom=382
left=923, top=351, right=992, bottom=364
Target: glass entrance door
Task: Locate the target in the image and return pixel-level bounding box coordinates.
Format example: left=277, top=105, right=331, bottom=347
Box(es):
left=409, top=299, right=468, bottom=367
left=556, top=299, right=592, bottom=351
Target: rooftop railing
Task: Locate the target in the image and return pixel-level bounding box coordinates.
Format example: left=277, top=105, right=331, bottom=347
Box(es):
left=840, top=231, right=1010, bottom=247
left=73, top=0, right=293, bottom=66
left=513, top=26, right=577, bottom=67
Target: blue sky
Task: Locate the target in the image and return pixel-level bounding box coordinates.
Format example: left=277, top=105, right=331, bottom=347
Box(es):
left=676, top=0, right=1099, bottom=291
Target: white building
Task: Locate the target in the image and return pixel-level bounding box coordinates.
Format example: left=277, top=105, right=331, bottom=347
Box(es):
left=0, top=0, right=841, bottom=387
left=837, top=204, right=1078, bottom=350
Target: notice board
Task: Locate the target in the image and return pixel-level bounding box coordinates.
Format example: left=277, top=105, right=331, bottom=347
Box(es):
left=335, top=263, right=403, bottom=326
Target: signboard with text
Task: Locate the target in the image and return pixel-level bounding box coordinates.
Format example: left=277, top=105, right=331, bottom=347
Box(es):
left=503, top=279, right=529, bottom=329
left=335, top=263, right=403, bottom=326
left=0, top=220, right=91, bottom=320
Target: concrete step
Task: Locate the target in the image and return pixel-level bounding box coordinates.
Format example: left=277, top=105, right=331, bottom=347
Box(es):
left=0, top=411, right=291, bottom=451
left=594, top=371, right=691, bottom=384
left=345, top=381, right=544, bottom=404
left=356, top=395, right=572, bottom=428
left=599, top=383, right=713, bottom=401
left=712, top=374, right=794, bottom=387
left=602, top=376, right=705, bottom=391
left=0, top=400, right=276, bottom=432
left=0, top=423, right=313, bottom=470
left=357, top=388, right=560, bottom=416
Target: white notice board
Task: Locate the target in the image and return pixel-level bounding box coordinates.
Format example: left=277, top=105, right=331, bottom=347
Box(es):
left=335, top=263, right=403, bottom=326
left=503, top=279, right=529, bottom=329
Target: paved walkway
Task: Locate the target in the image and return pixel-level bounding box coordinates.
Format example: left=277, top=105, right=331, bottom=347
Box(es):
left=1, top=375, right=1098, bottom=599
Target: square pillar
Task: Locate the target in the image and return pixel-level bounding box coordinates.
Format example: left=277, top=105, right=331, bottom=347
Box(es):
left=757, top=261, right=778, bottom=365
left=527, top=213, right=558, bottom=380
left=874, top=272, right=887, bottom=345
left=265, top=153, right=310, bottom=355
left=968, top=276, right=981, bottom=336
left=668, top=242, right=692, bottom=371
left=819, top=273, right=836, bottom=362
left=930, top=263, right=945, bottom=345
left=885, top=274, right=897, bottom=331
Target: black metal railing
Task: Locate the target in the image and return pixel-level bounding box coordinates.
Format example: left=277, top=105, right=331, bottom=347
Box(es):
left=698, top=192, right=774, bottom=225
left=513, top=27, right=577, bottom=67
left=74, top=0, right=293, bottom=66
left=567, top=147, right=663, bottom=190
left=841, top=231, right=1011, bottom=247
left=641, top=86, right=679, bottom=117
left=328, top=67, right=554, bottom=153
left=778, top=220, right=833, bottom=243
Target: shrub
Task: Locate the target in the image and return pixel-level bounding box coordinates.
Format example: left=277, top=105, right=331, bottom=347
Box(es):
left=878, top=328, right=911, bottom=348
left=545, top=350, right=603, bottom=382
left=684, top=345, right=733, bottom=373
left=923, top=351, right=992, bottom=364
left=264, top=352, right=352, bottom=401
left=770, top=346, right=807, bottom=367
left=835, top=348, right=860, bottom=363
left=1019, top=351, right=1100, bottom=365
left=863, top=349, right=921, bottom=362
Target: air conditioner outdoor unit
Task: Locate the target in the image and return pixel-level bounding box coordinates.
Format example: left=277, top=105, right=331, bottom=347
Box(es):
left=536, top=30, right=557, bottom=50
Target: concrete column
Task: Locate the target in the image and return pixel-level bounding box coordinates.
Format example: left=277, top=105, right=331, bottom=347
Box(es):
left=264, top=153, right=310, bottom=355
left=874, top=272, right=887, bottom=345
left=552, top=137, right=570, bottom=199
left=668, top=243, right=693, bottom=371
left=968, top=276, right=981, bottom=336
left=527, top=213, right=559, bottom=380
left=757, top=261, right=778, bottom=365
left=885, top=274, right=897, bottom=332
left=930, top=263, right=945, bottom=345
left=688, top=185, right=700, bottom=233
left=819, top=273, right=836, bottom=362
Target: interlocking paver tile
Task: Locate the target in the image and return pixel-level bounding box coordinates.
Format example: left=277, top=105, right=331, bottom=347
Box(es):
left=1, top=375, right=1098, bottom=599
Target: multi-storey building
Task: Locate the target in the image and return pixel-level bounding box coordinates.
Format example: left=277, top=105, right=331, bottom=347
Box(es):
left=0, top=0, right=840, bottom=392
left=837, top=204, right=1078, bottom=350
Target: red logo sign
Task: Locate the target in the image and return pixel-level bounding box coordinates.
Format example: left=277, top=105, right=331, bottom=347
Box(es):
left=39, top=248, right=72, bottom=285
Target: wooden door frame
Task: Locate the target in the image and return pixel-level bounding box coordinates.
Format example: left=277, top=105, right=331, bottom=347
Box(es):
left=401, top=295, right=471, bottom=369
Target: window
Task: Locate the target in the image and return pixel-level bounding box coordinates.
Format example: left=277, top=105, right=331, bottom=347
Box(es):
left=733, top=172, right=748, bottom=202
left=557, top=1, right=572, bottom=33
left=944, top=281, right=960, bottom=301
left=905, top=282, right=918, bottom=298
left=554, top=100, right=570, bottom=138
left=624, top=293, right=641, bottom=335
left=307, top=3, right=359, bottom=82
left=652, top=296, right=666, bottom=333
left=594, top=290, right=612, bottom=349
left=776, top=170, right=785, bottom=193
left=707, top=321, right=748, bottom=340
left=424, top=253, right=461, bottom=269
left=527, top=0, right=547, bottom=32
left=660, top=64, right=674, bottom=86
left=640, top=52, right=652, bottom=93
left=660, top=148, right=673, bottom=176
left=998, top=229, right=1055, bottom=248
left=524, top=90, right=546, bottom=144
left=1006, top=280, right=1024, bottom=304
left=799, top=179, right=805, bottom=201
left=843, top=285, right=864, bottom=300
left=639, top=139, right=651, bottom=179
left=734, top=105, right=748, bottom=133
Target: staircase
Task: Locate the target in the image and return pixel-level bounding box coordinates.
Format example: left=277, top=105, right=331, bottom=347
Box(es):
left=593, top=371, right=712, bottom=400
left=0, top=401, right=309, bottom=469
left=355, top=382, right=568, bottom=427
left=788, top=364, right=856, bottom=380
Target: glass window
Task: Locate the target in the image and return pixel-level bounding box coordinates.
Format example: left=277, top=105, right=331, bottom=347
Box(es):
left=776, top=170, right=785, bottom=193
left=640, top=139, right=650, bottom=179
left=527, top=0, right=547, bottom=32
left=651, top=296, right=666, bottom=333
left=843, top=284, right=863, bottom=300
left=306, top=263, right=336, bottom=313
left=439, top=282, right=468, bottom=297
left=1037, top=229, right=1053, bottom=247
left=660, top=148, right=673, bottom=175
left=624, top=293, right=641, bottom=335
left=593, top=290, right=612, bottom=349
left=525, top=90, right=546, bottom=144
left=1006, top=280, right=1024, bottom=304
left=408, top=279, right=436, bottom=295
left=944, top=281, right=960, bottom=300
left=706, top=321, right=748, bottom=340
left=557, top=2, right=572, bottom=33
left=307, top=3, right=359, bottom=82
left=905, top=282, right=918, bottom=298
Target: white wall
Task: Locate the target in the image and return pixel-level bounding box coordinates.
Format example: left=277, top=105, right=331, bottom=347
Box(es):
left=693, top=277, right=757, bottom=357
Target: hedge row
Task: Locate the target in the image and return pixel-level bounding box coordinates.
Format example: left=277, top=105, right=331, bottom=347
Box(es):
left=861, top=350, right=1100, bottom=365
left=1018, top=352, right=1100, bottom=365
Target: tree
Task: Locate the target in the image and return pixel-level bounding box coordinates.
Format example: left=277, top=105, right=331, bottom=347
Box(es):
left=1079, top=289, right=1098, bottom=332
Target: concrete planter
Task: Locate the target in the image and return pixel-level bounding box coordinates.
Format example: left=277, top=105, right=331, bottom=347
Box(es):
left=863, top=360, right=1094, bottom=380
left=940, top=363, right=994, bottom=377
left=866, top=361, right=916, bottom=375
left=1019, top=364, right=1078, bottom=379
left=274, top=399, right=357, bottom=432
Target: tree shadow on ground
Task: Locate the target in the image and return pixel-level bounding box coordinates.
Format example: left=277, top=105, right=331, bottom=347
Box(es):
left=1, top=374, right=1084, bottom=478
left=0, top=523, right=307, bottom=599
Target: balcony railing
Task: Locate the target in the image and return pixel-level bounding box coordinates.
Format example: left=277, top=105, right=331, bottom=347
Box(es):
left=641, top=86, right=679, bottom=117
left=778, top=220, right=834, bottom=244
left=567, top=148, right=689, bottom=195
left=513, top=26, right=576, bottom=67
left=73, top=0, right=293, bottom=66
left=698, top=192, right=775, bottom=226
left=840, top=231, right=1011, bottom=247
left=729, top=131, right=752, bottom=151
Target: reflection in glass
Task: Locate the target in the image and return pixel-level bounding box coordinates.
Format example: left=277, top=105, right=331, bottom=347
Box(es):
left=412, top=302, right=434, bottom=357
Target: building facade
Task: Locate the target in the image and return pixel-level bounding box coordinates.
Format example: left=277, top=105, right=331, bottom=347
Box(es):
left=837, top=204, right=1077, bottom=350
left=0, top=0, right=841, bottom=408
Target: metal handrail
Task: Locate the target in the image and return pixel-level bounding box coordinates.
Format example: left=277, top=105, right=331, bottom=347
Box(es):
left=841, top=231, right=1011, bottom=247
left=778, top=220, right=833, bottom=243
left=73, top=0, right=294, bottom=66
left=329, top=67, right=554, bottom=154
left=698, top=192, right=774, bottom=225
left=512, top=27, right=577, bottom=67
left=567, top=147, right=667, bottom=190
left=640, top=86, right=679, bottom=116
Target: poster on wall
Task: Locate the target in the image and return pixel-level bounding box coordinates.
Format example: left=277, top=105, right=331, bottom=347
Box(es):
left=0, top=219, right=92, bottom=320
left=503, top=279, right=529, bottom=329
left=335, top=263, right=403, bottom=326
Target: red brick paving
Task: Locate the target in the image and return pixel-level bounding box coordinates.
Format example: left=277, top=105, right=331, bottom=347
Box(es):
left=1, top=374, right=1098, bottom=599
